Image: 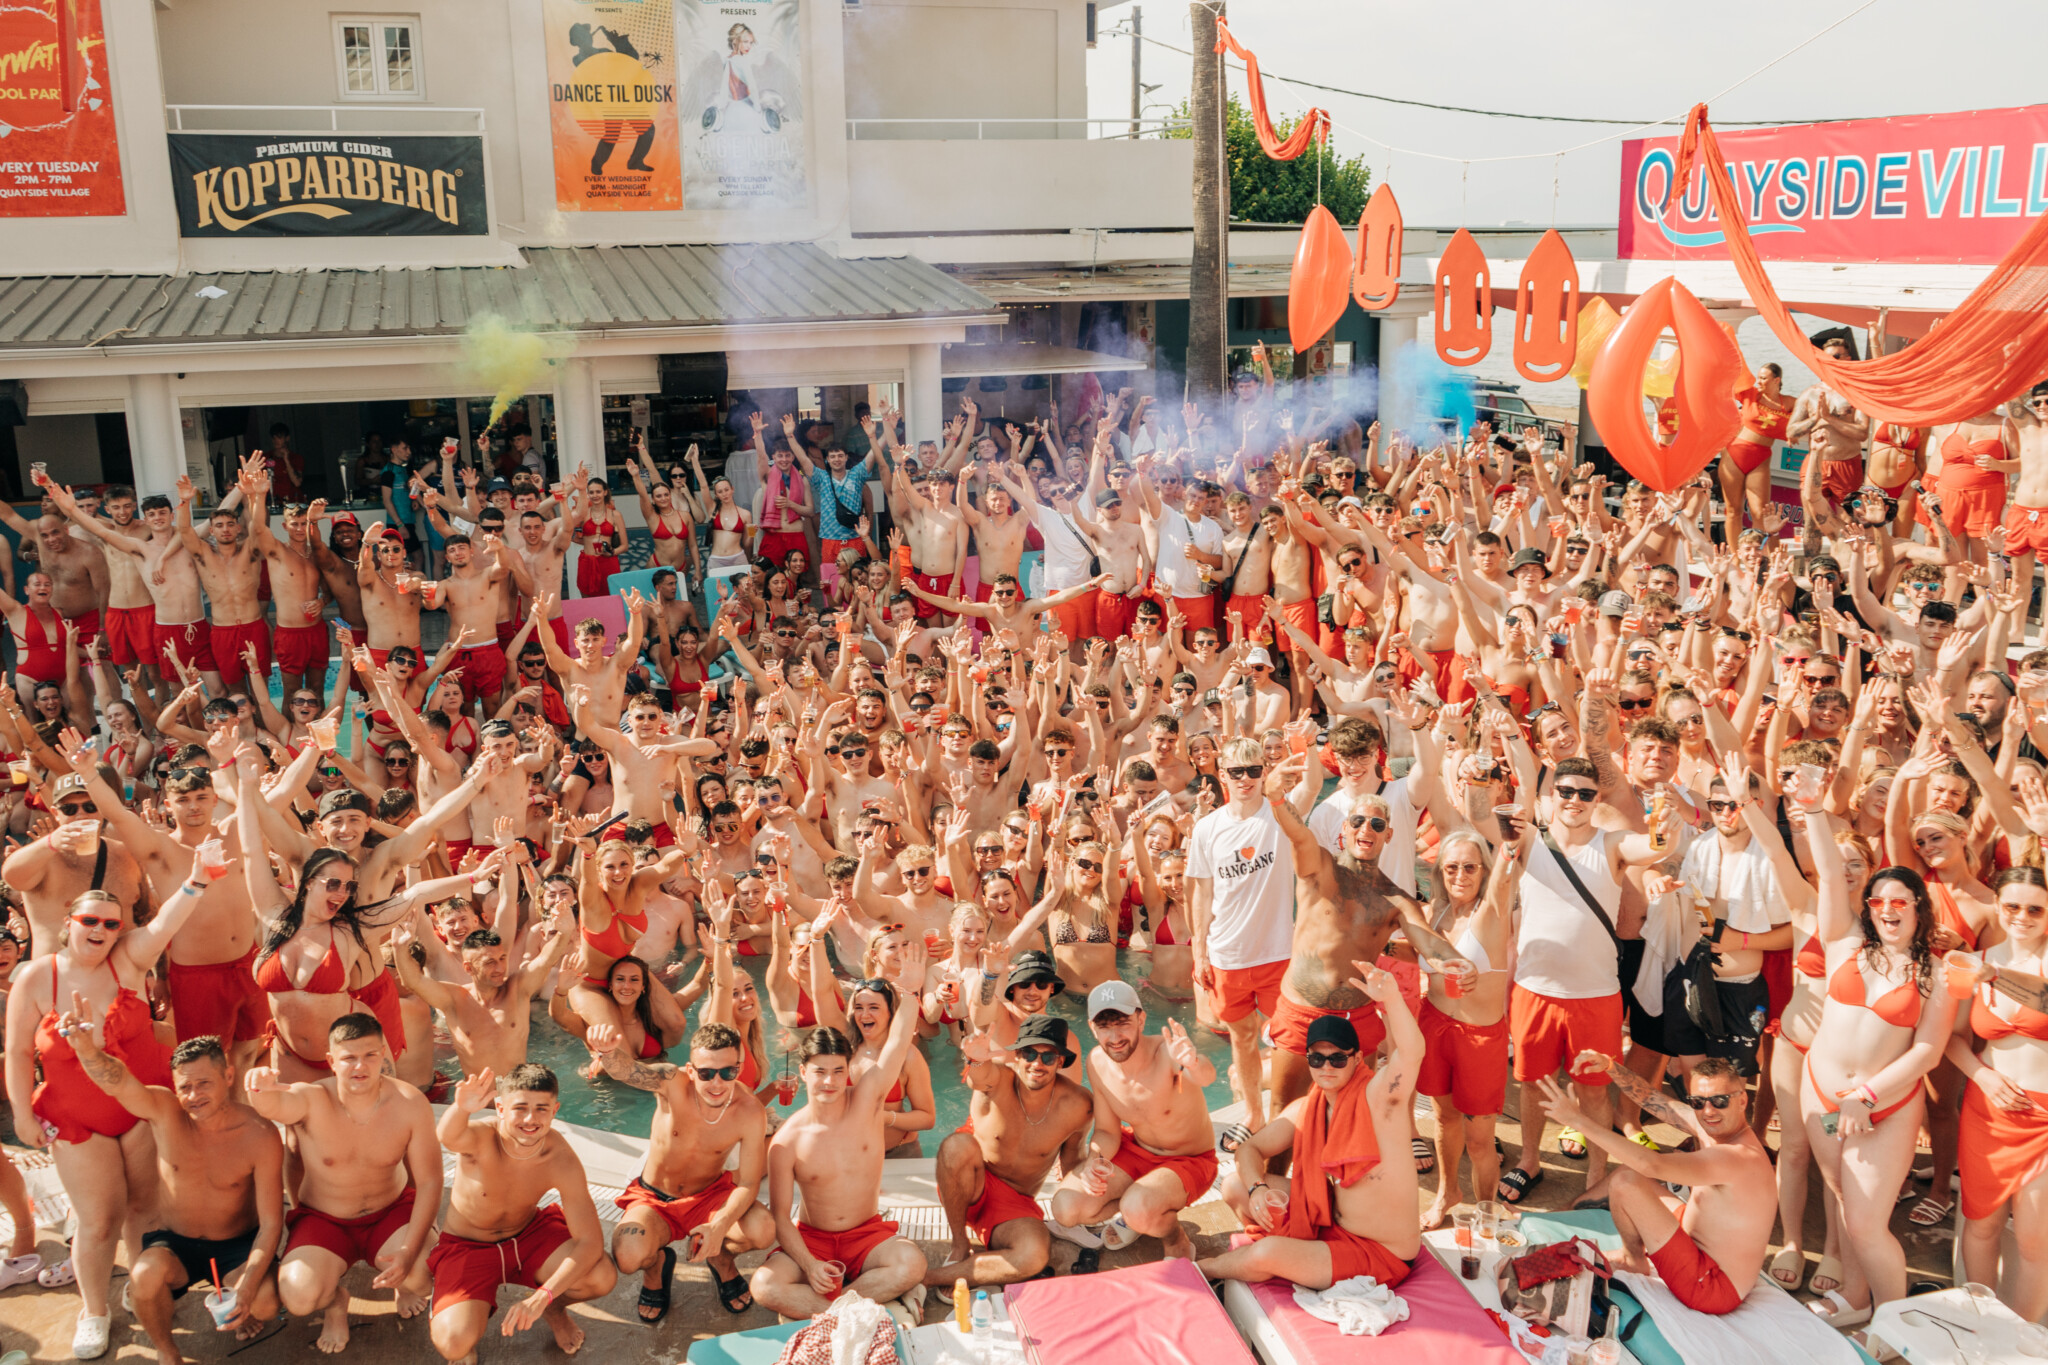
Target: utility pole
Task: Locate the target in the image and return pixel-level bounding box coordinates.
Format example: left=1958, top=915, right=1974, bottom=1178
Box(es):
left=1128, top=7, right=1142, bottom=139
left=1187, top=0, right=1226, bottom=401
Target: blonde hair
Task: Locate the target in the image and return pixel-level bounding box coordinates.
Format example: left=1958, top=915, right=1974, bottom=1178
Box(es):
left=1220, top=737, right=1264, bottom=768
left=1427, top=829, right=1495, bottom=928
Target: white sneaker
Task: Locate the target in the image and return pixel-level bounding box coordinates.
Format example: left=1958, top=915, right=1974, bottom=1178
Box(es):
left=1046, top=1219, right=1104, bottom=1249
left=73, top=1311, right=111, bottom=1360
left=1100, top=1215, right=1141, bottom=1252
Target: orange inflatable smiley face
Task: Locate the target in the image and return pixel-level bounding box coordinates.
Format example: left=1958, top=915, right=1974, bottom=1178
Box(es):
left=1352, top=182, right=1403, bottom=312
left=1289, top=205, right=1353, bottom=354
left=1586, top=277, right=1746, bottom=494
left=1434, top=228, right=1492, bottom=367
left=1512, top=229, right=1580, bottom=383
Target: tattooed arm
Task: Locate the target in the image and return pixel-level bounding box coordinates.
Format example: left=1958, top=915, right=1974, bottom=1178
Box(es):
left=1990, top=964, right=2048, bottom=1014
left=1587, top=1049, right=1705, bottom=1143
left=588, top=1023, right=685, bottom=1092
left=1578, top=671, right=1624, bottom=796
left=62, top=996, right=176, bottom=1123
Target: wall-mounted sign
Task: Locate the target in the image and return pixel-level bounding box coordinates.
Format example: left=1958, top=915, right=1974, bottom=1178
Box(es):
left=0, top=0, right=126, bottom=217
left=543, top=0, right=681, bottom=211
left=166, top=132, right=487, bottom=235
left=678, top=0, right=807, bottom=212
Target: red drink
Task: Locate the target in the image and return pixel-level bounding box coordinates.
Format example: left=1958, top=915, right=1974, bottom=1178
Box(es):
left=776, top=1076, right=797, bottom=1105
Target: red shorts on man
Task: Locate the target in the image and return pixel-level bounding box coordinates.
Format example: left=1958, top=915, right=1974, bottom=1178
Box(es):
left=427, top=1204, right=572, bottom=1317
left=103, top=605, right=157, bottom=667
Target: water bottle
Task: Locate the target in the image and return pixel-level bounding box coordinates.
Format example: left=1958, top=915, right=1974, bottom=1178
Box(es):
left=970, top=1289, right=992, bottom=1350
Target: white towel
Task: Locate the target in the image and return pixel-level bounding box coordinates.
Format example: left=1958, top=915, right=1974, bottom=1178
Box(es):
left=1615, top=1269, right=1864, bottom=1365
left=824, top=1292, right=896, bottom=1365
left=1292, top=1276, right=1410, bottom=1336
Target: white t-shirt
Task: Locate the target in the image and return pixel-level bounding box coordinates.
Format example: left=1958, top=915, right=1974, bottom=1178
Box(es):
left=1155, top=506, right=1226, bottom=598
left=1187, top=800, right=1297, bottom=971
left=1514, top=828, right=1623, bottom=999
left=1032, top=504, right=1096, bottom=593
left=1677, top=833, right=1790, bottom=985
left=1309, top=777, right=1418, bottom=897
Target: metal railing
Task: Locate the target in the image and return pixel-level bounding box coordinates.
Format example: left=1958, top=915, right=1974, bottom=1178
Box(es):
left=844, top=116, right=1187, bottom=140
left=166, top=104, right=487, bottom=134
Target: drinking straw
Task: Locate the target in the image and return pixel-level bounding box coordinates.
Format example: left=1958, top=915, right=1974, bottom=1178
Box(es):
left=210, top=1257, right=222, bottom=1294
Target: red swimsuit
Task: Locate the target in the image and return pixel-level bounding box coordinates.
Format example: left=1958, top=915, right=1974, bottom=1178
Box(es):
left=34, top=960, right=172, bottom=1143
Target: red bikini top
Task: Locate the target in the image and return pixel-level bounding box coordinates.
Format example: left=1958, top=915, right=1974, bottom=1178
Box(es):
left=254, top=926, right=347, bottom=995
left=1795, top=935, right=1827, bottom=980
left=1827, top=956, right=1924, bottom=1029
left=1970, top=992, right=2048, bottom=1043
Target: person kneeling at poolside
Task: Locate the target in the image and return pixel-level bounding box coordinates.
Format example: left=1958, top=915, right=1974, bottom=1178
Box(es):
left=428, top=1064, right=617, bottom=1363
left=1198, top=968, right=1420, bottom=1289
left=589, top=1021, right=777, bottom=1322
left=1536, top=1054, right=1776, bottom=1315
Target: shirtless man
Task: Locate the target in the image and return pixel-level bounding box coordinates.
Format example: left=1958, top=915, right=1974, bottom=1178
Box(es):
left=392, top=919, right=567, bottom=1077
left=304, top=507, right=368, bottom=637
left=1198, top=983, right=1423, bottom=1290
left=1538, top=1054, right=1776, bottom=1316
left=429, top=1064, right=616, bottom=1362
left=591, top=1021, right=778, bottom=1321
left=533, top=589, right=646, bottom=723
left=45, top=484, right=166, bottom=702
left=244, top=1014, right=442, bottom=1352
left=68, top=757, right=267, bottom=1069
left=854, top=840, right=956, bottom=953
left=927, top=1016, right=1093, bottom=1287
left=957, top=461, right=1033, bottom=602
left=247, top=483, right=333, bottom=706
left=888, top=465, right=967, bottom=627
left=8, top=501, right=109, bottom=650
left=750, top=955, right=928, bottom=1321
left=1076, top=478, right=1152, bottom=644
left=0, top=772, right=150, bottom=955
left=571, top=691, right=719, bottom=845
left=1357, top=514, right=1458, bottom=698
left=354, top=520, right=425, bottom=663
left=67, top=1029, right=282, bottom=1363
left=1048, top=982, right=1218, bottom=1259
left=175, top=472, right=270, bottom=692
left=808, top=717, right=899, bottom=850
left=1219, top=495, right=1276, bottom=644
left=1787, top=331, right=1870, bottom=510
left=511, top=479, right=588, bottom=653
left=902, top=570, right=1110, bottom=643
left=432, top=534, right=514, bottom=710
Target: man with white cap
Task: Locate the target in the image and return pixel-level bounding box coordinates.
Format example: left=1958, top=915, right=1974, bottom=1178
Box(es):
left=1224, top=646, right=1291, bottom=736
left=1049, top=981, right=1218, bottom=1265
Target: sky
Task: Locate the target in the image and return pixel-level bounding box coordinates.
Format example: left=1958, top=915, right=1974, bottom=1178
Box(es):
left=1085, top=0, right=2046, bottom=229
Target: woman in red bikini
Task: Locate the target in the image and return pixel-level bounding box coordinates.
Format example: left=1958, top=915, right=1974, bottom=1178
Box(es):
left=699, top=897, right=785, bottom=1109
left=814, top=974, right=935, bottom=1159
left=3, top=846, right=214, bottom=1354
left=244, top=831, right=374, bottom=1083
left=1925, top=408, right=2020, bottom=560
left=628, top=436, right=697, bottom=579
left=577, top=957, right=679, bottom=1078
left=566, top=836, right=691, bottom=1042
left=574, top=477, right=624, bottom=600
left=1947, top=866, right=2048, bottom=1322
left=1719, top=363, right=1792, bottom=535
left=1800, top=812, right=1962, bottom=1328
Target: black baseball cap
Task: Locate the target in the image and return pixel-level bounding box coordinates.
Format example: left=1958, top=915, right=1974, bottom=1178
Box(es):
left=1305, top=1015, right=1361, bottom=1052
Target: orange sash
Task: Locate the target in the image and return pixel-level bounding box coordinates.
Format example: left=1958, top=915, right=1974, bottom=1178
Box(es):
left=1285, top=1067, right=1380, bottom=1240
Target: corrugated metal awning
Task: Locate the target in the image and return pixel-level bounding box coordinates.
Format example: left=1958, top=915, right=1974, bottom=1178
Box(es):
left=946, top=261, right=1292, bottom=303
left=0, top=244, right=1001, bottom=352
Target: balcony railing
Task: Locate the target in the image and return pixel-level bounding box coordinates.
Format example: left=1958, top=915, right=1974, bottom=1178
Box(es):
left=166, top=104, right=487, bottom=134
left=844, top=116, right=1188, bottom=141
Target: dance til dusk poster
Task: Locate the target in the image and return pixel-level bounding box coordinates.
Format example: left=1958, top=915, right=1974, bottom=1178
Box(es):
left=543, top=0, right=682, bottom=211
left=0, top=0, right=126, bottom=217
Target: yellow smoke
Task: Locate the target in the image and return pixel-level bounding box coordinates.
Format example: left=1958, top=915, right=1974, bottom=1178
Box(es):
left=461, top=314, right=571, bottom=431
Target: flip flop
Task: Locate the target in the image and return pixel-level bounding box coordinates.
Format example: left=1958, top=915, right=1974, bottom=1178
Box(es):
left=1497, top=1168, right=1543, bottom=1204
left=0, top=1255, right=42, bottom=1291
left=715, top=1265, right=753, bottom=1316
left=1628, top=1131, right=1665, bottom=1154
left=1411, top=1138, right=1436, bottom=1175
left=1767, top=1247, right=1806, bottom=1290
left=1216, top=1123, right=1251, bottom=1156
left=636, top=1246, right=676, bottom=1325
left=1906, top=1195, right=1954, bottom=1227
left=1557, top=1129, right=1588, bottom=1160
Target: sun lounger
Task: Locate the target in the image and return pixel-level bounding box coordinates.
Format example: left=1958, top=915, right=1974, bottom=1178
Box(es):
left=1220, top=1245, right=1525, bottom=1365
left=1004, top=1258, right=1258, bottom=1365
left=683, top=1320, right=804, bottom=1365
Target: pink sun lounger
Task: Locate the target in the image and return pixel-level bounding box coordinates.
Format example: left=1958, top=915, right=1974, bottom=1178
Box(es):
left=1004, top=1258, right=1259, bottom=1365
left=1221, top=1250, right=1527, bottom=1365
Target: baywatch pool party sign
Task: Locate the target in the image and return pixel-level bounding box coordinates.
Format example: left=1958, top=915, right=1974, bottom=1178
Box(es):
left=1619, top=105, right=2048, bottom=265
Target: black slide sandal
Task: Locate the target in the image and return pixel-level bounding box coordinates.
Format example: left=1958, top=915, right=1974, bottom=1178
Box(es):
left=1497, top=1168, right=1543, bottom=1204
left=637, top=1246, right=676, bottom=1325
left=1071, top=1246, right=1102, bottom=1275
left=716, top=1264, right=754, bottom=1315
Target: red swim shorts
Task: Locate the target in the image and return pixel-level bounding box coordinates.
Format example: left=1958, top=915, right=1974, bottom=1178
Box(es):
left=1820, top=458, right=1865, bottom=504
left=103, top=605, right=157, bottom=667
left=211, top=619, right=272, bottom=690
left=285, top=1187, right=417, bottom=1269
left=1225, top=593, right=1266, bottom=641
left=154, top=619, right=218, bottom=674
left=910, top=570, right=952, bottom=621
left=1211, top=959, right=1288, bottom=1025
left=165, top=946, right=268, bottom=1046
left=757, top=530, right=807, bottom=571
left=795, top=1216, right=901, bottom=1299
left=1094, top=587, right=1139, bottom=642
left=2004, top=504, right=2048, bottom=558
left=964, top=1171, right=1043, bottom=1247
left=1171, top=594, right=1216, bottom=632
left=451, top=644, right=508, bottom=704
left=614, top=1172, right=735, bottom=1245
left=1267, top=992, right=1386, bottom=1058
left=271, top=622, right=330, bottom=678
left=1646, top=1224, right=1745, bottom=1315
left=1509, top=986, right=1624, bottom=1085
left=1109, top=1126, right=1218, bottom=1206
left=1415, top=999, right=1511, bottom=1117
left=427, top=1204, right=572, bottom=1317
left=1048, top=590, right=1097, bottom=645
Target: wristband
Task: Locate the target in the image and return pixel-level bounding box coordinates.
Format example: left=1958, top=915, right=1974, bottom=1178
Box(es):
left=1248, top=1182, right=1270, bottom=1197
left=1856, top=1084, right=1879, bottom=1110
left=533, top=1286, right=554, bottom=1307
left=180, top=882, right=205, bottom=897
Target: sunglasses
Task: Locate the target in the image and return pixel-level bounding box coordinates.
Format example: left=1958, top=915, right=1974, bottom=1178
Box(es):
left=904, top=866, right=934, bottom=877
left=690, top=1064, right=741, bottom=1081
left=1073, top=858, right=1103, bottom=873
left=318, top=876, right=357, bottom=895
left=1719, top=628, right=1752, bottom=642
left=1866, top=895, right=1915, bottom=912
left=1554, top=783, right=1599, bottom=802
left=975, top=844, right=1003, bottom=856
left=1338, top=560, right=1363, bottom=572
left=1305, top=1050, right=1356, bottom=1069
left=1803, top=674, right=1840, bottom=685
left=1015, top=1046, right=1065, bottom=1065
left=839, top=749, right=869, bottom=760
left=1225, top=765, right=1264, bottom=780
left=70, top=914, right=120, bottom=931
left=1617, top=697, right=1654, bottom=712
left=59, top=801, right=97, bottom=815
left=1706, top=799, right=1741, bottom=813
left=1345, top=815, right=1389, bottom=832
left=1685, top=1093, right=1737, bottom=1111
left=291, top=697, right=320, bottom=707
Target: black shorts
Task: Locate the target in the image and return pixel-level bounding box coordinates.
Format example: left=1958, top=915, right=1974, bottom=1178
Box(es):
left=140, top=1226, right=259, bottom=1298
left=1658, top=972, right=1772, bottom=1077
left=1617, top=938, right=1666, bottom=1056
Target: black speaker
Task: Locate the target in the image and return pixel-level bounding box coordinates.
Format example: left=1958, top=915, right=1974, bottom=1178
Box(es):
left=0, top=380, right=25, bottom=426
left=659, top=352, right=728, bottom=400
left=204, top=406, right=250, bottom=443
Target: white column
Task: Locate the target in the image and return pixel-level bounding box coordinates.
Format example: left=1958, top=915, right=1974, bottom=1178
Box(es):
left=124, top=372, right=183, bottom=497
left=553, top=357, right=604, bottom=476
left=1374, top=309, right=1424, bottom=431
left=905, top=342, right=942, bottom=451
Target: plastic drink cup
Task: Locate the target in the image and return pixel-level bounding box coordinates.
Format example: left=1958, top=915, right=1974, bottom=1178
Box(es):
left=1461, top=1251, right=1481, bottom=1280
left=1453, top=1209, right=1476, bottom=1249
left=198, top=838, right=227, bottom=880
left=823, top=1260, right=846, bottom=1291
left=1289, top=728, right=1309, bottom=755
left=924, top=929, right=943, bottom=955
left=775, top=1075, right=797, bottom=1105
left=1475, top=1200, right=1501, bottom=1241
left=939, top=981, right=959, bottom=1005
left=8, top=760, right=27, bottom=787
left=1945, top=951, right=1982, bottom=999
left=1443, top=967, right=1466, bottom=1000
left=1564, top=1335, right=1592, bottom=1365
left=204, top=1288, right=237, bottom=1329
left=76, top=819, right=102, bottom=858
left=1563, top=598, right=1584, bottom=624
left=1588, top=1340, right=1622, bottom=1365
left=29, top=462, right=47, bottom=486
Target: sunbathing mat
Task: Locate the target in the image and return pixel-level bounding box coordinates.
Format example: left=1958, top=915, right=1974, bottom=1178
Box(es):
left=1519, top=1212, right=1874, bottom=1365
left=1007, top=1258, right=1257, bottom=1365
left=1228, top=1250, right=1525, bottom=1365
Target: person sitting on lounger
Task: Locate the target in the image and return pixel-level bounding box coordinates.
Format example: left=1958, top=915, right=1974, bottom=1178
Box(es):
left=1048, top=980, right=1219, bottom=1261
left=1196, top=967, right=1422, bottom=1289
left=1536, top=1053, right=1777, bottom=1316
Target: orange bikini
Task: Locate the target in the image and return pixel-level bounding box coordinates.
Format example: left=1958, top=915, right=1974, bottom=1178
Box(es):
left=1958, top=990, right=2048, bottom=1219
left=1809, top=956, right=1925, bottom=1125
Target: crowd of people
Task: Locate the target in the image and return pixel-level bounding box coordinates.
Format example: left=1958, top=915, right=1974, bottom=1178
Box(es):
left=3, top=351, right=2048, bottom=1364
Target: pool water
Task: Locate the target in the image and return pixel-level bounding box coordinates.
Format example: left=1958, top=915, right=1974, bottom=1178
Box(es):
left=528, top=949, right=1241, bottom=1142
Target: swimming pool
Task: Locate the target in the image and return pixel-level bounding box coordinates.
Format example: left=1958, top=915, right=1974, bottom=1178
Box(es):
left=527, top=949, right=1240, bottom=1141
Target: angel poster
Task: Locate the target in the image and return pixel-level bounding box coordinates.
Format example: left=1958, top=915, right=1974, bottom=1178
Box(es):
left=676, top=0, right=807, bottom=212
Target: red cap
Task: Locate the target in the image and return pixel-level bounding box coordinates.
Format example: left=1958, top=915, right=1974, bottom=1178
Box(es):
left=331, top=512, right=359, bottom=526
left=1493, top=482, right=1517, bottom=498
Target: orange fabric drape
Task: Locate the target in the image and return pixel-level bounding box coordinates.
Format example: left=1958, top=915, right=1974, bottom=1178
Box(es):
left=1673, top=104, right=2048, bottom=426
left=1213, top=18, right=1329, bottom=160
